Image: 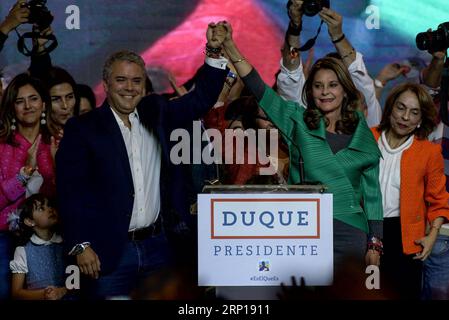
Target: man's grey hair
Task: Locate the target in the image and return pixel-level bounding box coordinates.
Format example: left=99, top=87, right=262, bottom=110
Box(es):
left=102, top=50, right=146, bottom=82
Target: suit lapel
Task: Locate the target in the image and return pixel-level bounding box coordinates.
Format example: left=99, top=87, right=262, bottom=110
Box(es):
left=347, top=112, right=382, bottom=157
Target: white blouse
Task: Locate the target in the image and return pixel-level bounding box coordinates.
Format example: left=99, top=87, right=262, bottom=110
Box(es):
left=378, top=131, right=414, bottom=218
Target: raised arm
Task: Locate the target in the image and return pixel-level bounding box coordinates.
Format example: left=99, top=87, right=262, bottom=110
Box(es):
left=277, top=0, right=307, bottom=105
left=28, top=27, right=54, bottom=80
left=422, top=51, right=446, bottom=89
left=221, top=22, right=299, bottom=137
left=319, top=7, right=355, bottom=67
left=0, top=0, right=29, bottom=52
left=374, top=62, right=408, bottom=100
left=159, top=22, right=229, bottom=127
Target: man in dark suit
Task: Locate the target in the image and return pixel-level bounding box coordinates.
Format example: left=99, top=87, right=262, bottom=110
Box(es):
left=56, top=23, right=228, bottom=299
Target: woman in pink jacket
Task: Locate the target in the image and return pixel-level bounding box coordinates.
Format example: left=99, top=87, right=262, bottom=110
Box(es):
left=0, top=73, right=57, bottom=299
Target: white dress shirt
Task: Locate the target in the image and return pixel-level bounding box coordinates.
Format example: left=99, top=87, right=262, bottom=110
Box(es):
left=111, top=109, right=161, bottom=231
left=276, top=58, right=306, bottom=107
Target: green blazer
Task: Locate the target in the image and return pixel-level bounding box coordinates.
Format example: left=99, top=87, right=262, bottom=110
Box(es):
left=259, top=86, right=383, bottom=233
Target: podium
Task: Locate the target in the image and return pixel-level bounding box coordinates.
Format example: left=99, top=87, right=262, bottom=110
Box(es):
left=198, top=184, right=333, bottom=300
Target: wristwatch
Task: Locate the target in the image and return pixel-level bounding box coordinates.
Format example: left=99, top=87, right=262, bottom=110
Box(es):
left=69, top=242, right=91, bottom=256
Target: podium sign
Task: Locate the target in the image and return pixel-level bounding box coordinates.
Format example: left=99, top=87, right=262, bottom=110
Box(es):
left=198, top=193, right=333, bottom=286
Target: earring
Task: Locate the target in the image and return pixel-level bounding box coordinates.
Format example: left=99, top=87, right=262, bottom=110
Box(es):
left=10, top=118, right=16, bottom=131
left=417, top=123, right=421, bottom=129
left=40, top=112, right=46, bottom=125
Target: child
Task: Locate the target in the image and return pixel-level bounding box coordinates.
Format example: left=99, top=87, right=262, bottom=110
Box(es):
left=9, top=194, right=67, bottom=300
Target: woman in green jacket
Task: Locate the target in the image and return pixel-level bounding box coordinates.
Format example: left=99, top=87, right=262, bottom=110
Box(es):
left=218, top=22, right=383, bottom=277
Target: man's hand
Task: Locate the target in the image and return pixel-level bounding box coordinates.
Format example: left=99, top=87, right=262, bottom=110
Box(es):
left=206, top=22, right=227, bottom=49
left=288, top=0, right=304, bottom=26
left=413, top=232, right=439, bottom=261
left=319, top=7, right=343, bottom=41
left=0, top=0, right=30, bottom=35
left=76, top=246, right=101, bottom=279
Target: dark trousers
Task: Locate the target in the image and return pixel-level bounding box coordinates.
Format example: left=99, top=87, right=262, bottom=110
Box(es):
left=382, top=217, right=422, bottom=299
left=0, top=232, right=12, bottom=300
left=83, top=232, right=172, bottom=300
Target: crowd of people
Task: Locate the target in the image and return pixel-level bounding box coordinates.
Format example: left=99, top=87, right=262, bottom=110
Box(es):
left=0, top=0, right=448, bottom=300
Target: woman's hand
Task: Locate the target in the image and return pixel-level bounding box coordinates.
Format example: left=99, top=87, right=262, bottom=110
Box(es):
left=50, top=129, right=63, bottom=163
left=25, top=134, right=41, bottom=172
left=365, top=249, right=380, bottom=266
left=219, top=21, right=234, bottom=48
left=0, top=0, right=30, bottom=35
left=288, top=0, right=304, bottom=26
left=319, top=7, right=343, bottom=41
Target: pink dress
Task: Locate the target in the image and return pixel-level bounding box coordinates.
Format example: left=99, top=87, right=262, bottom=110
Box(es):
left=0, top=133, right=56, bottom=231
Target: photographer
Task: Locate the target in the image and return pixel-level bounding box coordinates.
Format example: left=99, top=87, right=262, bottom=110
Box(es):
left=420, top=39, right=449, bottom=301
left=0, top=0, right=30, bottom=52
left=277, top=1, right=382, bottom=127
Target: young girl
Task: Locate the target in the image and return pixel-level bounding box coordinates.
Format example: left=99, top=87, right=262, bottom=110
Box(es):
left=9, top=194, right=67, bottom=300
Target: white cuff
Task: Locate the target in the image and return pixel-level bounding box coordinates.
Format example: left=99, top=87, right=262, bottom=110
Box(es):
left=26, top=170, right=44, bottom=198
left=348, top=51, right=365, bottom=75
left=205, top=56, right=229, bottom=70
left=279, top=58, right=303, bottom=82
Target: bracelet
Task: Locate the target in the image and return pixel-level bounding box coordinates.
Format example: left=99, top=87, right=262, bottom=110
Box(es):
left=340, top=47, right=355, bottom=60
left=431, top=224, right=441, bottom=231
left=16, top=173, right=29, bottom=186
left=374, top=78, right=384, bottom=88
left=205, top=52, right=221, bottom=59
left=287, top=20, right=302, bottom=36
left=367, top=236, right=384, bottom=255
left=205, top=44, right=222, bottom=54
left=231, top=57, right=246, bottom=64
left=331, top=33, right=345, bottom=44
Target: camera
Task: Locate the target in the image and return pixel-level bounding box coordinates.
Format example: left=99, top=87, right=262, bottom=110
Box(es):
left=416, top=22, right=449, bottom=53
left=21, top=0, right=54, bottom=30
left=303, top=0, right=330, bottom=17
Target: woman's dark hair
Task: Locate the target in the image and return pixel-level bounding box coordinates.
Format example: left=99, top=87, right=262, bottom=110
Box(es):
left=76, top=83, right=96, bottom=111
left=302, top=57, right=362, bottom=134
left=224, top=95, right=261, bottom=130
left=0, top=73, right=51, bottom=145
left=46, top=66, right=80, bottom=116
left=16, top=194, right=52, bottom=245
left=377, top=82, right=437, bottom=139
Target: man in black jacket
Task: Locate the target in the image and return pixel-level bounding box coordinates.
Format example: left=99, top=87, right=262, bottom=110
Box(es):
left=56, top=23, right=228, bottom=299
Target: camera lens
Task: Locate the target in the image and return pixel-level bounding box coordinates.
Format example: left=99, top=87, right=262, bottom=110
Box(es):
left=303, top=0, right=330, bottom=17
left=416, top=32, right=430, bottom=51
left=416, top=22, right=449, bottom=52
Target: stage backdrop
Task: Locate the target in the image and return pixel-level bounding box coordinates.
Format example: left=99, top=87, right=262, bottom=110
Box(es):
left=1, top=0, right=448, bottom=104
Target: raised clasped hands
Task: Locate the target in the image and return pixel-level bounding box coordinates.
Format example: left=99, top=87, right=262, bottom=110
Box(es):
left=207, top=21, right=234, bottom=49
